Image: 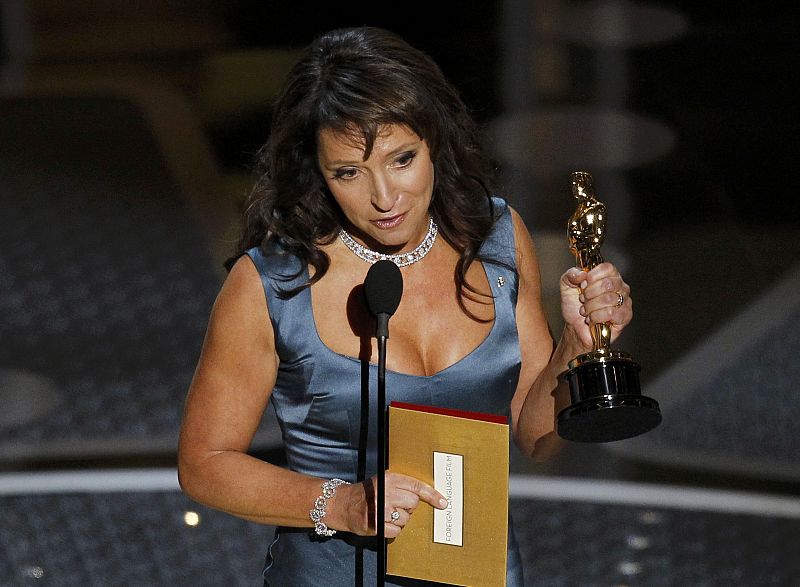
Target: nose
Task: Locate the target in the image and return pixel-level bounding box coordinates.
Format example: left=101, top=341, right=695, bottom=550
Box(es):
left=370, top=173, right=398, bottom=212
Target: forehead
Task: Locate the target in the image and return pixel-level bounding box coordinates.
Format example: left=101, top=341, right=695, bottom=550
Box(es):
left=317, top=124, right=420, bottom=162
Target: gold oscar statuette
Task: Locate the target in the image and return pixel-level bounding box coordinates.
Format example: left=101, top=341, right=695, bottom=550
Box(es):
left=557, top=171, right=661, bottom=442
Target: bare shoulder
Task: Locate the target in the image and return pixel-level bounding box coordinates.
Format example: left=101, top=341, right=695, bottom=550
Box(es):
left=507, top=205, right=528, bottom=235
left=221, top=254, right=265, bottom=303
left=202, top=254, right=275, bottom=362
left=214, top=255, right=269, bottom=325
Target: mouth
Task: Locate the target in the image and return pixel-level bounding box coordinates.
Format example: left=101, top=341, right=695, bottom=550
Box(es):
left=371, top=213, right=405, bottom=230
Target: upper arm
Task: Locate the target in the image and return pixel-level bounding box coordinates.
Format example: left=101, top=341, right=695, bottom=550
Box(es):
left=508, top=207, right=556, bottom=427
left=178, top=255, right=279, bottom=462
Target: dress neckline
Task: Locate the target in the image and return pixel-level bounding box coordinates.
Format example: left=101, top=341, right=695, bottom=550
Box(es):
left=307, top=262, right=499, bottom=379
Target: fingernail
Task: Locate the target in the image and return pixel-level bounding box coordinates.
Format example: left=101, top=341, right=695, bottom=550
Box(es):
left=439, top=498, right=448, bottom=508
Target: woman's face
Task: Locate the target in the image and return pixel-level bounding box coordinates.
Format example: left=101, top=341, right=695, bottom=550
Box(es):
left=317, top=124, right=435, bottom=254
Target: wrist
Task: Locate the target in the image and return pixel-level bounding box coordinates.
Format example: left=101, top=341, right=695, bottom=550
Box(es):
left=309, top=478, right=350, bottom=537
left=559, top=324, right=590, bottom=356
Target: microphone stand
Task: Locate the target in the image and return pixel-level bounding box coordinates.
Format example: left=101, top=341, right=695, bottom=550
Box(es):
left=363, top=259, right=402, bottom=587
left=375, top=315, right=389, bottom=587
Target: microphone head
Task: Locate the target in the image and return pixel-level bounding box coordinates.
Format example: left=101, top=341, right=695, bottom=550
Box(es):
left=363, top=260, right=403, bottom=317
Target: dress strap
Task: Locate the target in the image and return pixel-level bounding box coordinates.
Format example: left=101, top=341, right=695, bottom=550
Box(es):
left=479, top=197, right=517, bottom=269
left=479, top=198, right=519, bottom=312
left=246, top=242, right=312, bottom=359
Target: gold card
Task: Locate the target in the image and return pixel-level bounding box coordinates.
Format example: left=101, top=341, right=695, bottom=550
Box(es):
left=386, top=402, right=510, bottom=587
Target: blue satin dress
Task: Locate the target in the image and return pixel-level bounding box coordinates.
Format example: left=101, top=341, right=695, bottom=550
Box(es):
left=247, top=198, right=525, bottom=586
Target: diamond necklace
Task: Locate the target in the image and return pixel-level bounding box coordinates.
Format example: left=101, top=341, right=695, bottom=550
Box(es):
left=338, top=217, right=438, bottom=267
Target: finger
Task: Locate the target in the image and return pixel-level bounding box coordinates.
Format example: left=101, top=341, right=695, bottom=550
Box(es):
left=583, top=289, right=631, bottom=317
left=389, top=485, right=441, bottom=512
left=385, top=520, right=402, bottom=539
left=585, top=304, right=627, bottom=326
left=582, top=274, right=628, bottom=300
left=387, top=472, right=448, bottom=510
left=384, top=479, right=421, bottom=513
left=411, top=481, right=448, bottom=510
left=562, top=267, right=588, bottom=288
left=585, top=297, right=633, bottom=328
left=384, top=486, right=418, bottom=513
left=384, top=507, right=411, bottom=527
left=384, top=500, right=412, bottom=521
left=584, top=261, right=620, bottom=281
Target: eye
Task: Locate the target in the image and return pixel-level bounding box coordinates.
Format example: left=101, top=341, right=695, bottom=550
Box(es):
left=332, top=167, right=359, bottom=181
left=394, top=151, right=416, bottom=168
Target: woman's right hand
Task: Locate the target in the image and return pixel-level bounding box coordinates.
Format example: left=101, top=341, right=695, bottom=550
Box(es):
left=333, top=472, right=448, bottom=538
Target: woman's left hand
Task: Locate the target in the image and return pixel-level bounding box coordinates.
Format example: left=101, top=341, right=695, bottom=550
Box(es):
left=559, top=262, right=633, bottom=349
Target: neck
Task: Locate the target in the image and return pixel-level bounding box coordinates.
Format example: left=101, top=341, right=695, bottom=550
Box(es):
left=338, top=217, right=438, bottom=267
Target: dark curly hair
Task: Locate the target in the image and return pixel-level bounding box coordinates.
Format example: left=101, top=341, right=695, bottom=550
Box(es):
left=229, top=26, right=503, bottom=316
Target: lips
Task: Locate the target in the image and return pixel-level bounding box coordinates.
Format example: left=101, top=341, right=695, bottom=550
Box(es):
left=371, top=213, right=405, bottom=230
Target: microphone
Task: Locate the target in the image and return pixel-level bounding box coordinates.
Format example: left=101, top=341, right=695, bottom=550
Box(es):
left=362, top=259, right=403, bottom=586
left=363, top=260, right=403, bottom=339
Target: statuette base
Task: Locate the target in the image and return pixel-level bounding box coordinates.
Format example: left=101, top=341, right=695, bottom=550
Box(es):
left=558, top=358, right=661, bottom=443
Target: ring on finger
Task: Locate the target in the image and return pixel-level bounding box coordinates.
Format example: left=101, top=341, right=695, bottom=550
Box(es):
left=390, top=509, right=401, bottom=522
left=614, top=292, right=625, bottom=307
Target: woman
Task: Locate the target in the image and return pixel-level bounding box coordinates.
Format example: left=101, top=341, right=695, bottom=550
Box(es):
left=178, top=26, right=633, bottom=585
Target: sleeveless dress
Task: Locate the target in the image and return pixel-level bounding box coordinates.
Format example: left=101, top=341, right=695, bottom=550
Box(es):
left=247, top=198, right=525, bottom=586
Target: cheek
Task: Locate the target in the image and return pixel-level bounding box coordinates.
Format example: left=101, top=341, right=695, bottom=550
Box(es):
left=415, top=162, right=435, bottom=196
left=326, top=184, right=361, bottom=218
left=398, top=162, right=434, bottom=196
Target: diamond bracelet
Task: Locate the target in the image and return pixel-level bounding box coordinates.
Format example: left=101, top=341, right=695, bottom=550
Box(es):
left=309, top=478, right=350, bottom=536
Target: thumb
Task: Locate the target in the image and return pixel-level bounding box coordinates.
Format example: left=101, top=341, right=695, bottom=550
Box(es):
left=561, top=267, right=587, bottom=291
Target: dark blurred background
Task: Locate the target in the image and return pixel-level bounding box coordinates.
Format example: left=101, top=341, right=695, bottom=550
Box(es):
left=1, top=1, right=799, bottom=585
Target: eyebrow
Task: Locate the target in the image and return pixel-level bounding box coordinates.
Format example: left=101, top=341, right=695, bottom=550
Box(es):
left=321, top=140, right=421, bottom=168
